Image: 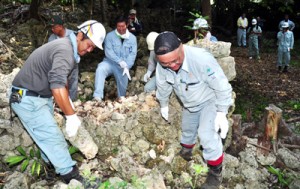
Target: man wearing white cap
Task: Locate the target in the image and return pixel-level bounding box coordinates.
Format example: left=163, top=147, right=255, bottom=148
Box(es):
left=128, top=9, right=143, bottom=36
left=191, top=18, right=218, bottom=44
left=10, top=20, right=106, bottom=185
left=277, top=22, right=294, bottom=72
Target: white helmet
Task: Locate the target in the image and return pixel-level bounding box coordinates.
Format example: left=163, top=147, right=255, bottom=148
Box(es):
left=282, top=22, right=289, bottom=28
left=252, top=19, right=257, bottom=25
left=146, top=32, right=159, bottom=50
left=77, top=20, right=106, bottom=50
left=192, top=18, right=209, bottom=30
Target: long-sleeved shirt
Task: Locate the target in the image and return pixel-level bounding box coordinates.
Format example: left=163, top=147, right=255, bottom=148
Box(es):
left=277, top=30, right=294, bottom=51
left=156, top=45, right=232, bottom=113
left=247, top=25, right=262, bottom=39
left=147, top=50, right=157, bottom=73
left=103, top=29, right=137, bottom=69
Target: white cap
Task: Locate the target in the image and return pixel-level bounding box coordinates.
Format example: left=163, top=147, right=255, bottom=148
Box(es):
left=77, top=20, right=106, bottom=50
left=146, top=32, right=159, bottom=50
left=252, top=19, right=257, bottom=25
left=282, top=22, right=289, bottom=28
left=192, top=18, right=209, bottom=30
left=129, top=9, right=137, bottom=14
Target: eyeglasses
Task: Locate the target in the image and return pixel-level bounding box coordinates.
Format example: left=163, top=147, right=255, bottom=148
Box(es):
left=159, top=47, right=182, bottom=67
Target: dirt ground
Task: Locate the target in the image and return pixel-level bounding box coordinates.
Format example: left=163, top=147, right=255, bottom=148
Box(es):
left=230, top=42, right=300, bottom=122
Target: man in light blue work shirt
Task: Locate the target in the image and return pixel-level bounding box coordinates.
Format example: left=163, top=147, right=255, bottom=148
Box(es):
left=93, top=16, right=137, bottom=102
left=154, top=32, right=232, bottom=189
left=277, top=22, right=294, bottom=73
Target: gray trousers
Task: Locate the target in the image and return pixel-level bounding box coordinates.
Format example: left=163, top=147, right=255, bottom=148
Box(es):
left=180, top=101, right=223, bottom=161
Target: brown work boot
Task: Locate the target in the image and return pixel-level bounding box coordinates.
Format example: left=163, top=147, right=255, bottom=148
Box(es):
left=201, top=164, right=222, bottom=189
left=179, top=146, right=193, bottom=161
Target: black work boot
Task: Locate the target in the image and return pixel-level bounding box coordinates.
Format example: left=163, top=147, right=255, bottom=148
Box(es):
left=179, top=146, right=193, bottom=161
left=201, top=164, right=222, bottom=189
left=60, top=166, right=84, bottom=184
left=282, top=66, right=289, bottom=73
left=61, top=166, right=101, bottom=188
left=278, top=66, right=282, bottom=72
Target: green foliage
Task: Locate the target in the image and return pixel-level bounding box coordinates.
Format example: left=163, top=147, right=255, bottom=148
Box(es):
left=5, top=146, right=43, bottom=176
left=98, top=180, right=128, bottom=189
left=18, top=0, right=32, bottom=4
left=69, top=146, right=79, bottom=155
left=131, top=175, right=146, bottom=189
left=267, top=165, right=293, bottom=187
left=185, top=164, right=208, bottom=189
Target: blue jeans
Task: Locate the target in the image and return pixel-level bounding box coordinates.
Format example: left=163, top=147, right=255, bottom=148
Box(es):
left=144, top=76, right=156, bottom=93
left=237, top=28, right=246, bottom=47
left=94, top=61, right=129, bottom=99
left=181, top=101, right=223, bottom=161
left=11, top=94, right=75, bottom=175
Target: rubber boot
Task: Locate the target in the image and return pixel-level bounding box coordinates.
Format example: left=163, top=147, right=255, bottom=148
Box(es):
left=179, top=146, right=193, bottom=161
left=201, top=164, right=222, bottom=189
left=282, top=66, right=288, bottom=73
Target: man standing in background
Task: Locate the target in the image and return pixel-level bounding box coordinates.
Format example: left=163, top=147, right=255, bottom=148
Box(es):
left=237, top=13, right=248, bottom=47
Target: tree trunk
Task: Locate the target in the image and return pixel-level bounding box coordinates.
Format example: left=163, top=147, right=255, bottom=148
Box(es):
left=201, top=0, right=211, bottom=25
left=29, top=0, right=40, bottom=20
left=100, top=0, right=108, bottom=24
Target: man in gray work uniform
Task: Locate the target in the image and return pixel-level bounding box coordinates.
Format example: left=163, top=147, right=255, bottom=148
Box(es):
left=10, top=20, right=106, bottom=184
left=154, top=32, right=232, bottom=189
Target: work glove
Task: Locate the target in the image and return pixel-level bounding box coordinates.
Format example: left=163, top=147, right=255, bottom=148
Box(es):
left=143, top=71, right=152, bottom=82
left=123, top=67, right=131, bottom=80
left=119, top=61, right=127, bottom=69
left=214, top=112, right=229, bottom=139
left=65, top=114, right=81, bottom=137
left=160, top=106, right=169, bottom=121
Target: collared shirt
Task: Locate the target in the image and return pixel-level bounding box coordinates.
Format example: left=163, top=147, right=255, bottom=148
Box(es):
left=277, top=30, right=294, bottom=51
left=156, top=45, right=232, bottom=113
left=103, top=29, right=137, bottom=69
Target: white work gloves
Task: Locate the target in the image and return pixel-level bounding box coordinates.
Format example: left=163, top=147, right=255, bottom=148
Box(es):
left=214, top=112, right=229, bottom=139
left=143, top=71, right=152, bottom=82
left=65, top=114, right=81, bottom=137
left=160, top=106, right=169, bottom=121
left=119, top=61, right=127, bottom=69
left=119, top=61, right=131, bottom=80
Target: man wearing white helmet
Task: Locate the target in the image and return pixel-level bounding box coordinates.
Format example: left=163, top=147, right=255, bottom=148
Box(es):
left=247, top=18, right=262, bottom=60
left=143, top=31, right=159, bottom=93
left=10, top=20, right=106, bottom=185
left=93, top=16, right=137, bottom=102
left=277, top=22, right=294, bottom=72
left=191, top=18, right=218, bottom=44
